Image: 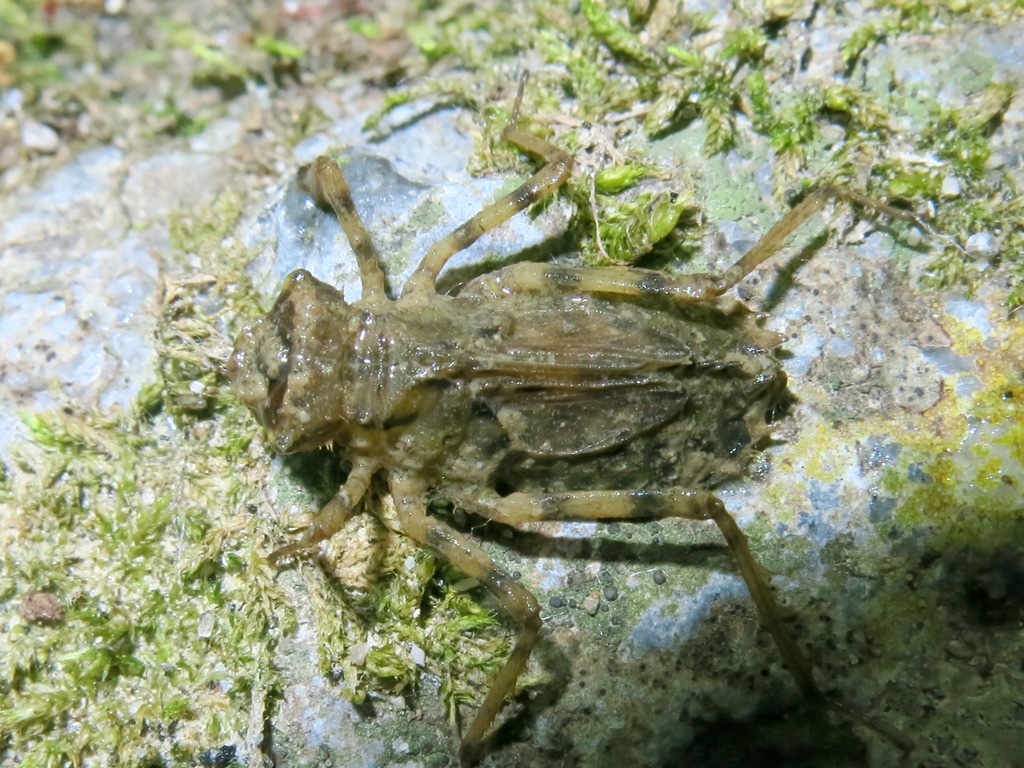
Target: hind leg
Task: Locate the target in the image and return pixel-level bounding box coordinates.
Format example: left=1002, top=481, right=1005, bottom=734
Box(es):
left=465, top=185, right=927, bottom=303
left=390, top=473, right=542, bottom=767
left=449, top=486, right=913, bottom=752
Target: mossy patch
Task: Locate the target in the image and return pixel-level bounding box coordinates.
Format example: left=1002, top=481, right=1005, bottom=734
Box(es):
left=365, top=0, right=1023, bottom=308
left=1, top=400, right=288, bottom=767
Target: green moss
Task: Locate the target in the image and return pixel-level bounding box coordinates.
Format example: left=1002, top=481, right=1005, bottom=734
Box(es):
left=141, top=96, right=210, bottom=139
left=3, top=176, right=275, bottom=765
left=582, top=0, right=663, bottom=69
left=567, top=183, right=696, bottom=265
left=0, top=0, right=90, bottom=96
left=159, top=18, right=304, bottom=91
left=1, top=400, right=290, bottom=766
left=593, top=162, right=647, bottom=195
left=168, top=189, right=246, bottom=261
left=292, top=501, right=510, bottom=723
left=360, top=0, right=1022, bottom=306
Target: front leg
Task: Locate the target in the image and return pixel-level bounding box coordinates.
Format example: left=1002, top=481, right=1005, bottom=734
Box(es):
left=299, top=157, right=388, bottom=301
left=390, top=473, right=542, bottom=766
left=268, top=460, right=378, bottom=564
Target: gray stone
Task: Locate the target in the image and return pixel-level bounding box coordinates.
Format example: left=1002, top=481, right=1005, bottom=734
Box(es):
left=20, top=119, right=60, bottom=153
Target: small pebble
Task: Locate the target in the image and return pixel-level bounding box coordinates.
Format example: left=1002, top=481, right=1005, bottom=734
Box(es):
left=1, top=84, right=23, bottom=113
left=582, top=594, right=601, bottom=616
left=965, top=231, right=999, bottom=258
left=652, top=569, right=666, bottom=585
left=602, top=586, right=618, bottom=601
left=197, top=612, right=215, bottom=638
left=19, top=591, right=65, bottom=622
left=549, top=595, right=566, bottom=609
left=349, top=642, right=370, bottom=666
left=409, top=643, right=426, bottom=667
left=21, top=119, right=60, bottom=153
left=940, top=175, right=961, bottom=197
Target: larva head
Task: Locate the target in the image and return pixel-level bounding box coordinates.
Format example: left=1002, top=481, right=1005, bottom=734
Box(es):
left=228, top=270, right=356, bottom=453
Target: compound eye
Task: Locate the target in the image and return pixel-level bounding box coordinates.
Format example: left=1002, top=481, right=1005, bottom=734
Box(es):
left=260, top=366, right=290, bottom=432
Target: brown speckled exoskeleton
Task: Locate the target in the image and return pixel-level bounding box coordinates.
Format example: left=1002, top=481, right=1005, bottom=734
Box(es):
left=228, top=82, right=917, bottom=765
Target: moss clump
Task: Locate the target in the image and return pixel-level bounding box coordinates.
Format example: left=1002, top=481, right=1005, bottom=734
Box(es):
left=296, top=497, right=511, bottom=728
left=362, top=0, right=1023, bottom=308
left=1, top=398, right=290, bottom=767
